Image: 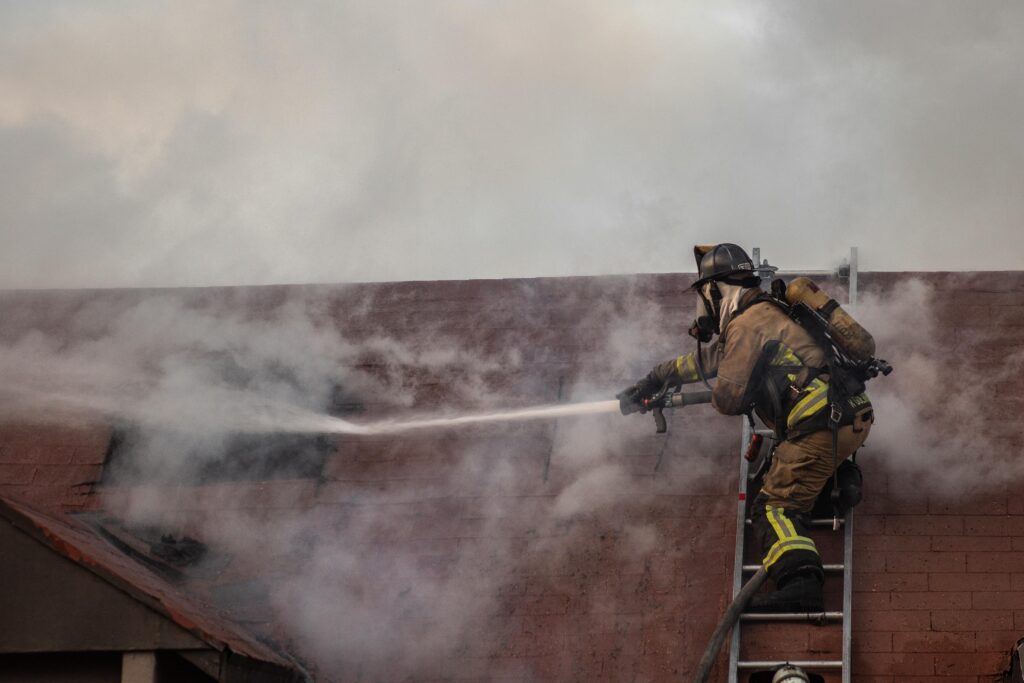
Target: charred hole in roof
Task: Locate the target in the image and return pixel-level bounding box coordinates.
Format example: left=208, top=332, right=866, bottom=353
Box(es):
left=329, top=384, right=365, bottom=415
left=101, top=426, right=334, bottom=485
left=77, top=513, right=229, bottom=581
left=99, top=383, right=362, bottom=486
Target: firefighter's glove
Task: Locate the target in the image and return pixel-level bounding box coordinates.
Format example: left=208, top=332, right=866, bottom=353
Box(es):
left=616, top=374, right=660, bottom=416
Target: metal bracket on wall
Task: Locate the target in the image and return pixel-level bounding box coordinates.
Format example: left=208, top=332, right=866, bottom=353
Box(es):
left=849, top=246, right=859, bottom=306
left=837, top=246, right=859, bottom=306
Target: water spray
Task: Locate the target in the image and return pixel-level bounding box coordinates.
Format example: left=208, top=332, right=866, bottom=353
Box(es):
left=309, top=400, right=622, bottom=436
left=0, top=380, right=623, bottom=437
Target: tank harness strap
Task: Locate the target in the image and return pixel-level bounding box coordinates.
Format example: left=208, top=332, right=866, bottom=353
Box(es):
left=818, top=298, right=841, bottom=318
left=695, top=337, right=714, bottom=392
left=828, top=371, right=843, bottom=527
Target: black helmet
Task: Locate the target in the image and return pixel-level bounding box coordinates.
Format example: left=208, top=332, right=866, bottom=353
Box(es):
left=692, top=243, right=759, bottom=288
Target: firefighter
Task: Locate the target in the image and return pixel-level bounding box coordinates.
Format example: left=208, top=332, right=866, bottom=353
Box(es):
left=618, top=244, right=874, bottom=612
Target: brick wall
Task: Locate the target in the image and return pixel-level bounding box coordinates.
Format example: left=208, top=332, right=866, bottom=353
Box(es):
left=0, top=422, right=109, bottom=511
left=0, top=271, right=1022, bottom=681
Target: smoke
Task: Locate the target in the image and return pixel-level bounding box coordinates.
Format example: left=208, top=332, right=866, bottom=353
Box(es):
left=2, top=1, right=1024, bottom=288
left=853, top=276, right=1024, bottom=496
left=4, top=272, right=1021, bottom=677
left=236, top=281, right=731, bottom=677
left=0, top=279, right=730, bottom=678
left=2, top=1, right=1023, bottom=675
left=0, top=288, right=526, bottom=484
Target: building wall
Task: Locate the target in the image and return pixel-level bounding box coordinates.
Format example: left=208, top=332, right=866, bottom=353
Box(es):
left=1, top=272, right=1022, bottom=682
left=0, top=520, right=206, bottom=654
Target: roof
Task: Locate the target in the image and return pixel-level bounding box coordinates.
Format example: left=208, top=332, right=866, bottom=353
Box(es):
left=1, top=270, right=1023, bottom=680
left=0, top=494, right=300, bottom=674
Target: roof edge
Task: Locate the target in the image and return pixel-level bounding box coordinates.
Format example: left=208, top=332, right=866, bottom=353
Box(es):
left=0, top=493, right=305, bottom=679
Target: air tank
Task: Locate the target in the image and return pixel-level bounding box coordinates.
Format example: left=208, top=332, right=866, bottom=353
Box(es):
left=785, top=276, right=876, bottom=362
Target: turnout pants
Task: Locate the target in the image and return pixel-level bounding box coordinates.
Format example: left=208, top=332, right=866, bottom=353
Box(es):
left=751, top=409, right=874, bottom=585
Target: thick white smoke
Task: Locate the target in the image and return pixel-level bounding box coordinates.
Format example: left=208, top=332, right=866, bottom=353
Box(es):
left=1, top=271, right=1020, bottom=677
left=0, top=281, right=728, bottom=678
left=855, top=276, right=1024, bottom=496
left=2, top=1, right=1024, bottom=287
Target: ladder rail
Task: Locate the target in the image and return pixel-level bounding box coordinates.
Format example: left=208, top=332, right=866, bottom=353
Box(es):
left=842, top=249, right=858, bottom=683
left=727, top=419, right=752, bottom=683
left=842, top=510, right=853, bottom=683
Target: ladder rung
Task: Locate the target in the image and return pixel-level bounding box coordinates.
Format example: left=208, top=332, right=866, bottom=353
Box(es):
left=743, top=563, right=843, bottom=573
left=737, top=660, right=843, bottom=670
left=741, top=611, right=843, bottom=622
left=745, top=518, right=845, bottom=527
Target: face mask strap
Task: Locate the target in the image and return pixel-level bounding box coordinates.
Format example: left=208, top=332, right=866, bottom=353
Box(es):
left=707, top=282, right=723, bottom=324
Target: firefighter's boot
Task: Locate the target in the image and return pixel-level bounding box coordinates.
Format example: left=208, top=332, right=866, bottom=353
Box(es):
left=746, top=572, right=824, bottom=613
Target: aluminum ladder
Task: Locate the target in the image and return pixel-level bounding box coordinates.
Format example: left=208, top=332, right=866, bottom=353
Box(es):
left=725, top=247, right=858, bottom=682
left=725, top=421, right=854, bottom=683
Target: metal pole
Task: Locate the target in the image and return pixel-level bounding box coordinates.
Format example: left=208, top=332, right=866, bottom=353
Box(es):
left=849, top=247, right=859, bottom=306
left=843, top=247, right=858, bottom=683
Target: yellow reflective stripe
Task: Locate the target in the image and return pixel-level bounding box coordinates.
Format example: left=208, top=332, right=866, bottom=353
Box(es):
left=787, top=377, right=829, bottom=428
left=766, top=505, right=791, bottom=540
left=675, top=354, right=700, bottom=382
left=768, top=505, right=802, bottom=540
left=763, top=539, right=820, bottom=568
left=788, top=396, right=829, bottom=428
left=775, top=506, right=799, bottom=539
left=770, top=344, right=803, bottom=367
left=762, top=505, right=819, bottom=568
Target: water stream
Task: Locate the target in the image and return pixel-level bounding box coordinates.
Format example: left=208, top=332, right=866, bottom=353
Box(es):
left=291, top=400, right=622, bottom=435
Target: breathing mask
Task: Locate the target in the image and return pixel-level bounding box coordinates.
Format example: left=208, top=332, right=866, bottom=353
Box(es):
left=689, top=281, right=722, bottom=343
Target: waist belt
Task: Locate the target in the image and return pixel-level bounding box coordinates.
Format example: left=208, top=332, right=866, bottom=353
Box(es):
left=785, top=380, right=870, bottom=441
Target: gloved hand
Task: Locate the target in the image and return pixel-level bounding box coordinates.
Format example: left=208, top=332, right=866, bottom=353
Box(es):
left=616, top=373, right=661, bottom=415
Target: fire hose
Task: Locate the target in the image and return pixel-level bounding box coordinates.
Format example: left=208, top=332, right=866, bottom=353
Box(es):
left=693, top=566, right=768, bottom=683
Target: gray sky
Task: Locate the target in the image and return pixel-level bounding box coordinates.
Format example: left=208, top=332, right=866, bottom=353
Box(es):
left=1, top=1, right=1022, bottom=288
